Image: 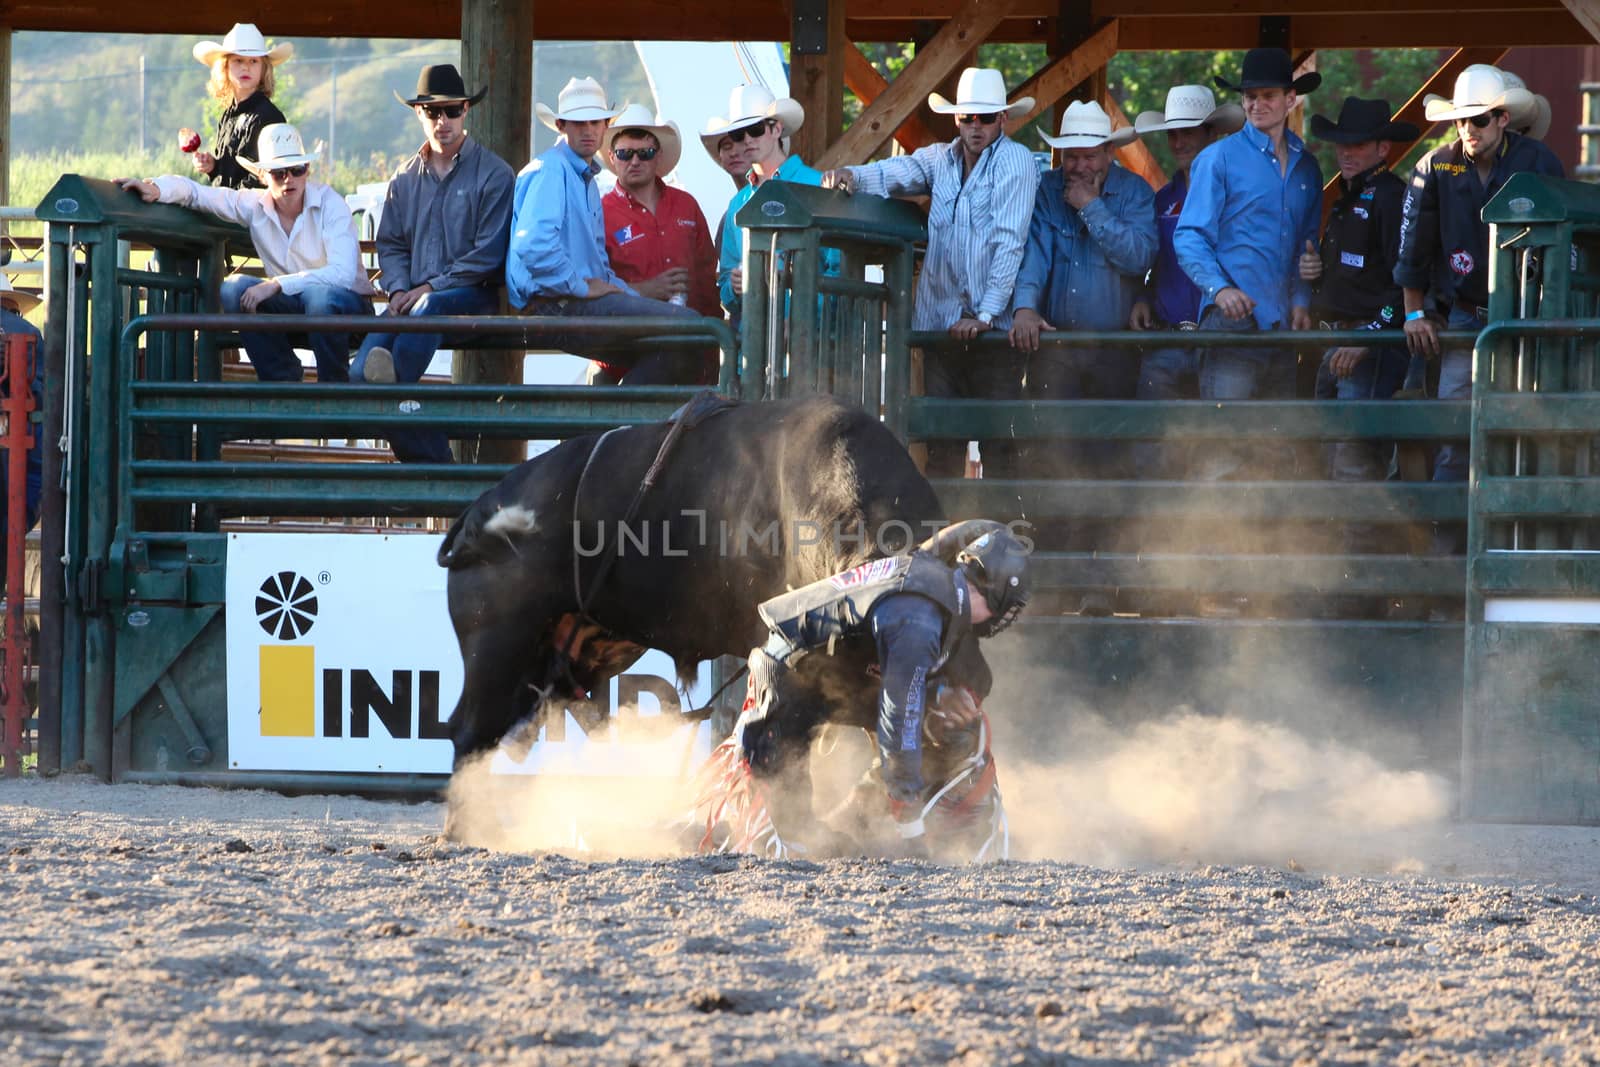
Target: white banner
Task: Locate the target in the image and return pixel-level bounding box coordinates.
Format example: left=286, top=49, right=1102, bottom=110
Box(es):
left=225, top=533, right=714, bottom=775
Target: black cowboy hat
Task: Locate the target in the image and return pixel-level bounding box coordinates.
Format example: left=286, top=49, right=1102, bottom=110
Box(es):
left=395, top=64, right=488, bottom=108
left=1310, top=96, right=1420, bottom=144
left=1214, top=47, right=1321, bottom=95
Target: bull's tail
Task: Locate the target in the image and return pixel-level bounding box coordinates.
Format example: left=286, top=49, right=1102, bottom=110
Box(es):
left=437, top=501, right=540, bottom=569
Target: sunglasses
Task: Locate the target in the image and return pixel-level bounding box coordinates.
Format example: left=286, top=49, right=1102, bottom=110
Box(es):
left=269, top=164, right=309, bottom=181
left=956, top=113, right=1001, bottom=126
left=1458, top=109, right=1503, bottom=129
left=727, top=119, right=775, bottom=143
left=421, top=104, right=466, bottom=121
left=611, top=146, right=658, bottom=162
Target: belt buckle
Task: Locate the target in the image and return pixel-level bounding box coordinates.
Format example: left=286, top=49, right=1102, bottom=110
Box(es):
left=1318, top=320, right=1336, bottom=331
left=1178, top=320, right=1198, bottom=331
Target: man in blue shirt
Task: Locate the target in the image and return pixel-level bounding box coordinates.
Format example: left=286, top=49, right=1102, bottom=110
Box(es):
left=1397, top=66, right=1563, bottom=529
left=1010, top=100, right=1156, bottom=482
left=1129, top=86, right=1245, bottom=472
left=1175, top=48, right=1323, bottom=480
left=506, top=76, right=701, bottom=385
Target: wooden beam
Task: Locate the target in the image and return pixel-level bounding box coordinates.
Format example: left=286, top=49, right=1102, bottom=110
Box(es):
left=790, top=0, right=849, bottom=165
left=842, top=43, right=944, bottom=154
left=1008, top=21, right=1120, bottom=132
left=1101, top=89, right=1166, bottom=190
left=817, top=0, right=1023, bottom=169
left=1560, top=0, right=1600, bottom=42
left=1113, top=11, right=1584, bottom=49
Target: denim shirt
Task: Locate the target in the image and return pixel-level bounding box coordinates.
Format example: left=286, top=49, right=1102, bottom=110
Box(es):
left=1011, top=163, right=1157, bottom=332
left=718, top=154, right=829, bottom=315
left=1174, top=122, right=1323, bottom=329
left=506, top=140, right=629, bottom=308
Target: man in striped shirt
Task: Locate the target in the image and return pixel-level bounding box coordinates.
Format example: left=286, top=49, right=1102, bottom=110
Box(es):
left=822, top=67, right=1039, bottom=479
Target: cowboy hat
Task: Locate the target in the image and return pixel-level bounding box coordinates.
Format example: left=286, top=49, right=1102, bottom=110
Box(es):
left=601, top=104, right=682, bottom=177
left=1423, top=66, right=1549, bottom=139
left=536, top=77, right=623, bottom=131
left=704, top=84, right=804, bottom=138
left=238, top=123, right=319, bottom=181
left=395, top=64, right=487, bottom=108
left=1214, top=48, right=1321, bottom=95
left=1041, top=100, right=1138, bottom=150
left=193, top=24, right=293, bottom=68
left=0, top=274, right=40, bottom=316
left=1134, top=84, right=1245, bottom=136
left=927, top=67, right=1033, bottom=121
left=1423, top=66, right=1534, bottom=123
left=1309, top=96, right=1419, bottom=144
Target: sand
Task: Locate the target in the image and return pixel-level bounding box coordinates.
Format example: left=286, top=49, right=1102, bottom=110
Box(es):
left=3, top=773, right=1598, bottom=1065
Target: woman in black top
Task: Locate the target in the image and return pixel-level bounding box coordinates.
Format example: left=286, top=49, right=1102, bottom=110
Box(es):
left=190, top=23, right=294, bottom=190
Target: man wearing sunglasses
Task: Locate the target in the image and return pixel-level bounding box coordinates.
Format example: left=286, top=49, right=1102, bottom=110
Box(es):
left=1396, top=66, right=1562, bottom=552
left=351, top=65, right=514, bottom=462
left=115, top=122, right=373, bottom=384
left=598, top=104, right=719, bottom=384
left=820, top=67, right=1039, bottom=480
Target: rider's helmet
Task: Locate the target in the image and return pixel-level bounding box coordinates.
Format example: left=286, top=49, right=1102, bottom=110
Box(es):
left=956, top=529, right=1030, bottom=636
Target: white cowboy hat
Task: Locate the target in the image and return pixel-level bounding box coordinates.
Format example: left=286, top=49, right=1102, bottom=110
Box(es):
left=1423, top=65, right=1549, bottom=140
left=1041, top=100, right=1138, bottom=150
left=601, top=104, right=682, bottom=177
left=0, top=274, right=40, bottom=315
left=238, top=123, right=319, bottom=181
left=704, top=84, right=805, bottom=138
left=536, top=77, right=624, bottom=131
left=1134, top=84, right=1245, bottom=136
left=192, top=24, right=294, bottom=68
left=1423, top=66, right=1535, bottom=123
left=927, top=67, right=1033, bottom=120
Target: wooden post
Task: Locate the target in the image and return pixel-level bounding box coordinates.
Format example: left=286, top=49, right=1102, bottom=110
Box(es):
left=789, top=0, right=847, bottom=165
left=842, top=43, right=941, bottom=155
left=0, top=28, right=10, bottom=210
left=459, top=0, right=531, bottom=464
left=1561, top=0, right=1600, bottom=44
left=1007, top=21, right=1119, bottom=133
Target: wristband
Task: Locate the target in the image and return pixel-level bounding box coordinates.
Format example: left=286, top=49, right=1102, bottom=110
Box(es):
left=1405, top=309, right=1427, bottom=323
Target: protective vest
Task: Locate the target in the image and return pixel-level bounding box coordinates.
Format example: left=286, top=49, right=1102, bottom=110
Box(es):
left=756, top=552, right=972, bottom=668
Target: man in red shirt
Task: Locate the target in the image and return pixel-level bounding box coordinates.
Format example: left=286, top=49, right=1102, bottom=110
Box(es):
left=600, top=104, right=720, bottom=383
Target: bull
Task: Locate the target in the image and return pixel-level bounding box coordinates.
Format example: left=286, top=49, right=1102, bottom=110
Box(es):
left=437, top=394, right=959, bottom=844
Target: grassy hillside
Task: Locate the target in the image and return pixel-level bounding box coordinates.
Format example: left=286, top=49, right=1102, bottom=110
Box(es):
left=9, top=33, right=652, bottom=205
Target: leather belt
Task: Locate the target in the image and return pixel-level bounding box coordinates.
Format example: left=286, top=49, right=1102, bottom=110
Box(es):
left=1454, top=300, right=1490, bottom=321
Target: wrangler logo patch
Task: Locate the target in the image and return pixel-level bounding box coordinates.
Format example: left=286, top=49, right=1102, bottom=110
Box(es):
left=829, top=557, right=898, bottom=590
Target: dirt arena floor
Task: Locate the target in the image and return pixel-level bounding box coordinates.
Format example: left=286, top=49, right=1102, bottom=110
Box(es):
left=3, top=769, right=1598, bottom=1066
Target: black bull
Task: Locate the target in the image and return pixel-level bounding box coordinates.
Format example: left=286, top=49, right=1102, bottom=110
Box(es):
left=437, top=395, right=947, bottom=768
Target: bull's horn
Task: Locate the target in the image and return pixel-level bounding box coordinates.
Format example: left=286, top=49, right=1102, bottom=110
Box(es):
left=917, top=519, right=1007, bottom=563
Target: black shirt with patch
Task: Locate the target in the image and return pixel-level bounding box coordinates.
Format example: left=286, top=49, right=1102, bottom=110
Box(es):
left=1395, top=130, right=1564, bottom=311
left=1312, top=164, right=1406, bottom=330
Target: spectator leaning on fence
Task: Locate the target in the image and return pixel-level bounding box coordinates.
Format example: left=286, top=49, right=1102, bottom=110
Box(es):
left=1128, top=84, right=1244, bottom=471
left=506, top=76, right=702, bottom=386
left=821, top=67, right=1039, bottom=480
left=116, top=123, right=375, bottom=384
left=1299, top=96, right=1417, bottom=549
left=0, top=276, right=44, bottom=559
left=190, top=23, right=292, bottom=191
left=1174, top=47, right=1323, bottom=480
left=352, top=64, right=514, bottom=464
left=1396, top=65, right=1563, bottom=553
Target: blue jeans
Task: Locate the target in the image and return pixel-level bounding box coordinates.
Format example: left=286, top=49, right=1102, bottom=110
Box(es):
left=1194, top=305, right=1296, bottom=480
left=352, top=285, right=499, bottom=464
left=1327, top=345, right=1410, bottom=482
left=519, top=289, right=705, bottom=385
left=1134, top=343, right=1199, bottom=479
left=1432, top=306, right=1482, bottom=485
left=221, top=277, right=371, bottom=383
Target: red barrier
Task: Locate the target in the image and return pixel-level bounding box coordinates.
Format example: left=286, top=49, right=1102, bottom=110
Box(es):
left=1, top=331, right=35, bottom=776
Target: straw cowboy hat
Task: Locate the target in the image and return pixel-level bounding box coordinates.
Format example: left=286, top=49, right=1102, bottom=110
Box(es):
left=1214, top=47, right=1321, bottom=95
left=0, top=274, right=40, bottom=316
left=1135, top=84, right=1245, bottom=137
left=927, top=67, right=1033, bottom=120
left=238, top=124, right=319, bottom=181
left=1309, top=96, right=1419, bottom=144
left=1423, top=66, right=1534, bottom=123
left=1423, top=65, right=1548, bottom=139
left=705, top=84, right=805, bottom=138
left=601, top=104, right=682, bottom=176
left=536, top=77, right=623, bottom=131
left=1041, top=100, right=1138, bottom=150
left=192, top=23, right=294, bottom=68
left=395, top=64, right=487, bottom=108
